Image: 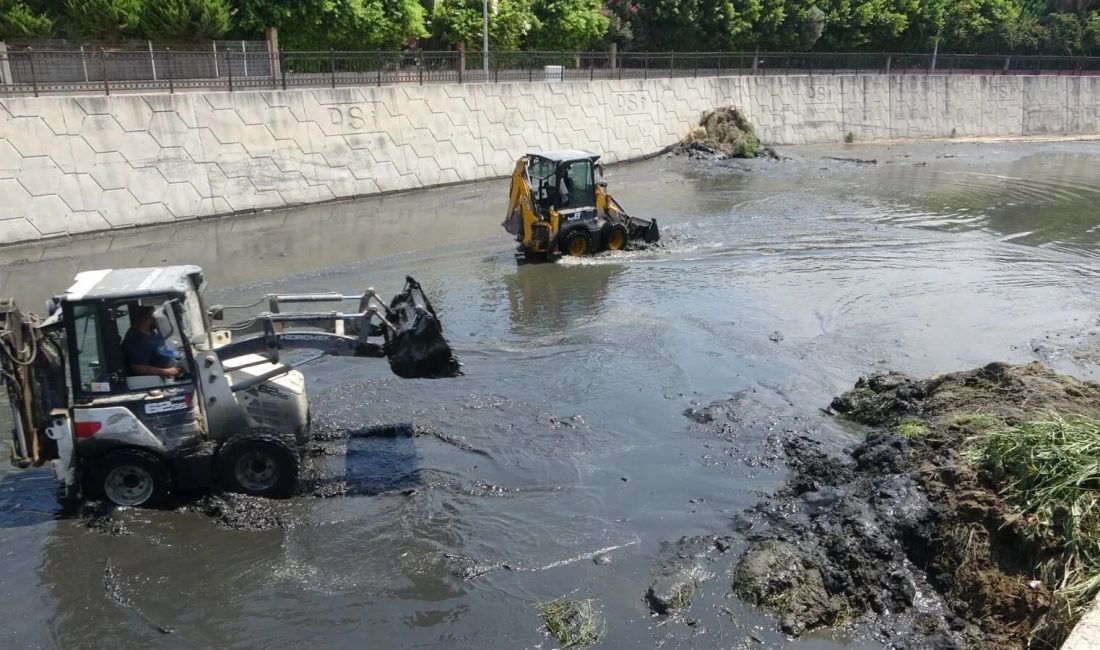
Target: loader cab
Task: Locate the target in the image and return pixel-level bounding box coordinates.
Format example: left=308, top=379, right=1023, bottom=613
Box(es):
left=530, top=150, right=600, bottom=218
left=54, top=267, right=210, bottom=462
left=58, top=267, right=209, bottom=399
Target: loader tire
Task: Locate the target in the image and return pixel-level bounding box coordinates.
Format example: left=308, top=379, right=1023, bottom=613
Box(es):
left=217, top=428, right=299, bottom=499
left=560, top=229, right=593, bottom=257
left=90, top=449, right=171, bottom=508
left=602, top=223, right=629, bottom=251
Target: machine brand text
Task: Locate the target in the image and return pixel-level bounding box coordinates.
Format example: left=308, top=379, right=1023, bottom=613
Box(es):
left=145, top=398, right=190, bottom=415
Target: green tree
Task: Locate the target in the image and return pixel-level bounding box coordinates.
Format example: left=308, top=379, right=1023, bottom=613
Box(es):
left=65, top=0, right=144, bottom=42
left=0, top=0, right=53, bottom=39
left=232, top=0, right=426, bottom=50
left=433, top=0, right=536, bottom=50
left=140, top=0, right=230, bottom=42
left=1086, top=11, right=1100, bottom=54
left=528, top=0, right=608, bottom=50
left=1042, top=11, right=1085, bottom=54
left=801, top=5, right=826, bottom=49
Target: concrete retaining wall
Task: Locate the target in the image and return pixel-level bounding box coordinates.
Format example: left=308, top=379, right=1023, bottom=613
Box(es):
left=2, top=74, right=1099, bottom=244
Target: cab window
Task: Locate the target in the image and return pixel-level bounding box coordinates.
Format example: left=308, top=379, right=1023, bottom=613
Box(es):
left=71, top=303, right=110, bottom=394
left=562, top=160, right=595, bottom=208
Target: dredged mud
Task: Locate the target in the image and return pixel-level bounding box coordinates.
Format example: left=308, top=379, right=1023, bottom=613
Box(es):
left=730, top=362, right=1100, bottom=648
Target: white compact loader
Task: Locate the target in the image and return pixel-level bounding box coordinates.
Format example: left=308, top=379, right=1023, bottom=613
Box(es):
left=1, top=266, right=460, bottom=508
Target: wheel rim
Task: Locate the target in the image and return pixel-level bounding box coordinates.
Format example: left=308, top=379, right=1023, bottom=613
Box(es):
left=608, top=229, right=626, bottom=250
left=235, top=451, right=279, bottom=491
left=568, top=237, right=587, bottom=256
left=104, top=465, right=155, bottom=506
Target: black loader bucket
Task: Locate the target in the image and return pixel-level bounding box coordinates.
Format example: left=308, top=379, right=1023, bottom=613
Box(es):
left=384, top=277, right=462, bottom=379
left=626, top=216, right=660, bottom=245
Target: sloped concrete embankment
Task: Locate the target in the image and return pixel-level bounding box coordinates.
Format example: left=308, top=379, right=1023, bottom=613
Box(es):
left=2, top=74, right=1100, bottom=243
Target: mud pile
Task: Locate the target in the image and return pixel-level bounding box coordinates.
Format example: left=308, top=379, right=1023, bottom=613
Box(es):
left=671, top=107, right=761, bottom=159
left=735, top=362, right=1100, bottom=648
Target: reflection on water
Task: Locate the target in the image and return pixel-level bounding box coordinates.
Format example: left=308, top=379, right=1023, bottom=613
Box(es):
left=3, top=139, right=1100, bottom=649
left=502, top=262, right=624, bottom=335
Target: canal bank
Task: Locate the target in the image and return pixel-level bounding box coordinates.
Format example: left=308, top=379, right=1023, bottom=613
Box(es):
left=2, top=73, right=1100, bottom=244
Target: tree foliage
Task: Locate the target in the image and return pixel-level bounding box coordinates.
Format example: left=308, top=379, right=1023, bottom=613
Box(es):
left=141, top=0, right=230, bottom=42
left=2, top=0, right=1098, bottom=56
left=0, top=0, right=53, bottom=39
left=433, top=0, right=537, bottom=50
left=528, top=0, right=609, bottom=50
left=64, top=0, right=143, bottom=42
left=232, top=0, right=426, bottom=50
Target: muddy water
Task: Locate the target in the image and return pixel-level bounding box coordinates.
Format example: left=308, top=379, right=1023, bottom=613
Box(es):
left=3, top=140, right=1100, bottom=649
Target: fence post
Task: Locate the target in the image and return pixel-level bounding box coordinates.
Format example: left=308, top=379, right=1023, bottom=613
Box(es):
left=281, top=49, right=288, bottom=90
left=265, top=27, right=281, bottom=86
left=644, top=52, right=648, bottom=80
left=694, top=52, right=698, bottom=78
left=809, top=52, right=814, bottom=76
left=330, top=49, right=336, bottom=88
left=149, top=40, right=157, bottom=81
left=212, top=40, right=218, bottom=77
left=377, top=50, right=382, bottom=87
left=459, top=51, right=464, bottom=84
left=669, top=52, right=674, bottom=79
left=101, top=49, right=110, bottom=96
left=226, top=49, right=233, bottom=91
left=0, top=43, right=12, bottom=92
left=418, top=49, right=424, bottom=85
left=27, top=48, right=38, bottom=97
left=885, top=54, right=891, bottom=75
left=80, top=44, right=88, bottom=83
left=241, top=41, right=248, bottom=78
left=167, top=48, right=174, bottom=94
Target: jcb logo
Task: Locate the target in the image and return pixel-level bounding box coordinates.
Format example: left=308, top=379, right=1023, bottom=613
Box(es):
left=145, top=398, right=189, bottom=415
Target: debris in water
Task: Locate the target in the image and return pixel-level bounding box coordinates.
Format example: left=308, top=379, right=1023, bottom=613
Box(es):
left=538, top=598, right=603, bottom=647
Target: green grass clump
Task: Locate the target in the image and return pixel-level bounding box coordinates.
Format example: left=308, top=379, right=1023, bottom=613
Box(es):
left=733, top=133, right=759, bottom=158
left=539, top=598, right=602, bottom=647
left=976, top=413, right=1100, bottom=625
left=891, top=418, right=929, bottom=439
left=844, top=132, right=856, bottom=143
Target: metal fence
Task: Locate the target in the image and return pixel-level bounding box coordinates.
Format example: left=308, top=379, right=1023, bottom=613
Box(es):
left=2, top=49, right=1099, bottom=97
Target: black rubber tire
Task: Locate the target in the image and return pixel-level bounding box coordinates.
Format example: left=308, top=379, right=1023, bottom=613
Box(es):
left=89, top=449, right=171, bottom=508
left=216, top=427, right=300, bottom=498
left=601, top=223, right=630, bottom=251
left=560, top=228, right=593, bottom=257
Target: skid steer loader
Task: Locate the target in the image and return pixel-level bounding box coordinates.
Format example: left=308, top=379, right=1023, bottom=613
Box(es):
left=502, top=150, right=660, bottom=263
left=0, top=266, right=460, bottom=509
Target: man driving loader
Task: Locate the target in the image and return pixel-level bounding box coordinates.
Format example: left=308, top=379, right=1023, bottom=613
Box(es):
left=122, top=305, right=181, bottom=378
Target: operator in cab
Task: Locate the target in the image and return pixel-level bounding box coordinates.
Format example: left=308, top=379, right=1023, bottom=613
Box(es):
left=122, top=305, right=182, bottom=378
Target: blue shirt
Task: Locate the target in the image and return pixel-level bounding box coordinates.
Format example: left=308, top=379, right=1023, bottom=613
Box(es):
left=122, top=329, right=178, bottom=371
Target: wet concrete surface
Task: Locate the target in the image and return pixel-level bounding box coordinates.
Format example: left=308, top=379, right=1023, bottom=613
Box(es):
left=2, top=139, right=1100, bottom=648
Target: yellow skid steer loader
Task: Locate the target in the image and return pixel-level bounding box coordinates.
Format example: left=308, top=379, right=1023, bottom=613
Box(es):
left=502, top=151, right=660, bottom=263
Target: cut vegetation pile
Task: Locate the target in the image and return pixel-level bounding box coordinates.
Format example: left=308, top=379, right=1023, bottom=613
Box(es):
left=827, top=362, right=1100, bottom=647
left=673, top=107, right=760, bottom=159
left=730, top=362, right=1100, bottom=648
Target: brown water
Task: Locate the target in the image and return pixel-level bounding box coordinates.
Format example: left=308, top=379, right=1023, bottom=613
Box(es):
left=2, top=139, right=1100, bottom=649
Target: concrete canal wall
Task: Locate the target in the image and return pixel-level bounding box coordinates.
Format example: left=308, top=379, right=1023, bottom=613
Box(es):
left=1, top=73, right=1099, bottom=244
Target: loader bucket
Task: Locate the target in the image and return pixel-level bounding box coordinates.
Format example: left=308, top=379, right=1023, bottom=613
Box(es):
left=627, top=217, right=660, bottom=245
left=384, top=277, right=462, bottom=379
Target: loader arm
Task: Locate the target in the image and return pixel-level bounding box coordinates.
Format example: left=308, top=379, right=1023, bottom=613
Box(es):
left=211, top=277, right=461, bottom=380
left=596, top=185, right=661, bottom=245
left=503, top=157, right=558, bottom=253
